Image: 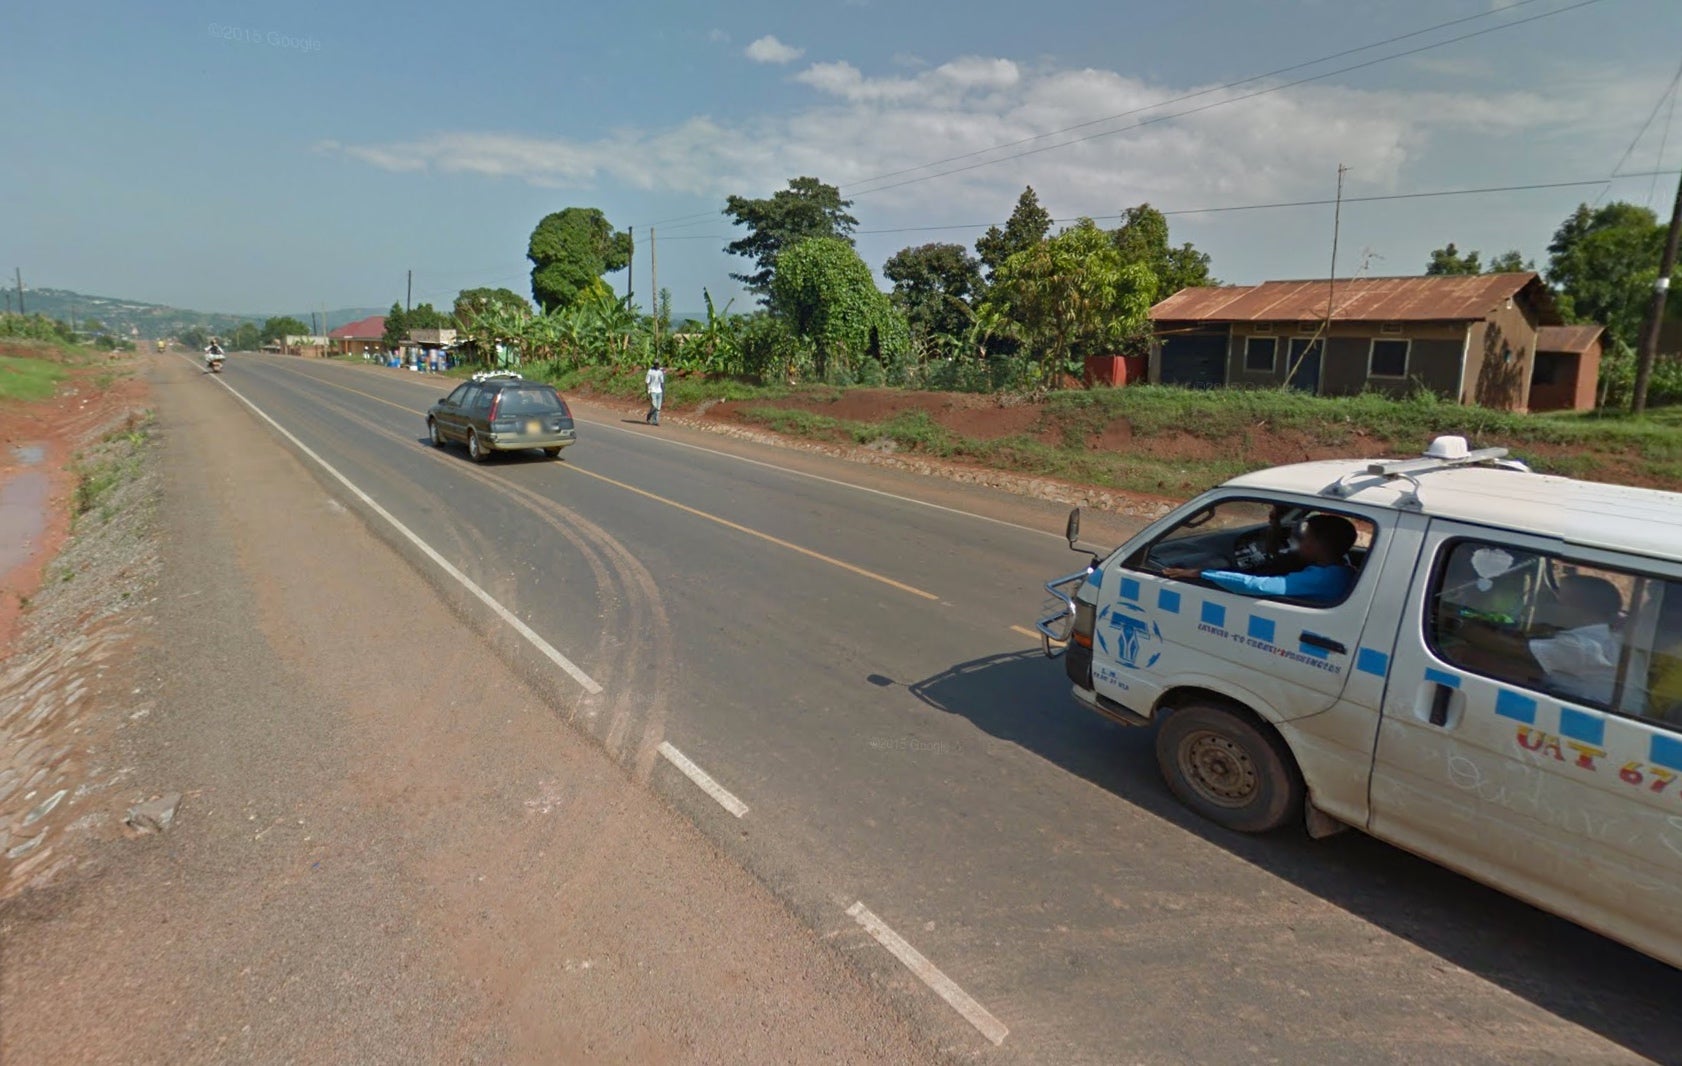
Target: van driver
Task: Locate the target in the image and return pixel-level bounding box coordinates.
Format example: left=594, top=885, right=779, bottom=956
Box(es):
left=1163, top=514, right=1359, bottom=604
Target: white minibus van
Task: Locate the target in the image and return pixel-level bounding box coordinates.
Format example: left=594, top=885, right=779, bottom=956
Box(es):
left=1038, top=436, right=1682, bottom=969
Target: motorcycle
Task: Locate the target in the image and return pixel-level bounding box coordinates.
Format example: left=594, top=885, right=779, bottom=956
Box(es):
left=204, top=352, right=225, bottom=374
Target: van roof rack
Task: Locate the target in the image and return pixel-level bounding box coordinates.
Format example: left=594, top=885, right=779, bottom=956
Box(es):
left=1324, top=435, right=1529, bottom=508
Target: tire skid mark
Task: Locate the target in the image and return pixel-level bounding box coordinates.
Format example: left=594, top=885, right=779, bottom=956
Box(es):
left=255, top=372, right=669, bottom=769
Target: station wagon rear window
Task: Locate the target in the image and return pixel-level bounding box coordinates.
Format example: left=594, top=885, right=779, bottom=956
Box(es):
left=497, top=387, right=566, bottom=415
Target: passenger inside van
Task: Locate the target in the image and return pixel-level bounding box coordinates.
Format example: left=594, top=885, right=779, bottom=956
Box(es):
left=1527, top=576, right=1625, bottom=706
left=1163, top=514, right=1359, bottom=604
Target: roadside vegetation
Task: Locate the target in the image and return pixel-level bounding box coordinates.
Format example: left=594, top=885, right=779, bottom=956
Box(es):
left=0, top=353, right=67, bottom=403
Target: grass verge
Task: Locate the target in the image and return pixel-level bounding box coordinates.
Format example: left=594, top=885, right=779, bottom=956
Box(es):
left=73, top=415, right=154, bottom=526
left=0, top=354, right=68, bottom=403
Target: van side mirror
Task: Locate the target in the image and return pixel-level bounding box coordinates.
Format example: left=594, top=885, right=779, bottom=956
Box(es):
left=1065, top=507, right=1082, bottom=549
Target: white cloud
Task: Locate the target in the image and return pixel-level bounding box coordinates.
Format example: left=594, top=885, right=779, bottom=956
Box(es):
left=318, top=57, right=1664, bottom=240
left=744, top=35, right=803, bottom=65
left=706, top=28, right=730, bottom=45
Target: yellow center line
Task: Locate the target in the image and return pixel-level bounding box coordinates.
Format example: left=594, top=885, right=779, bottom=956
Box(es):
left=558, top=463, right=940, bottom=601
left=258, top=360, right=941, bottom=602
left=1011, top=624, right=1064, bottom=644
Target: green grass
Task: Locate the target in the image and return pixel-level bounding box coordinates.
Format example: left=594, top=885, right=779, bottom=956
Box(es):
left=726, top=384, right=1682, bottom=497
left=535, top=363, right=798, bottom=408
left=0, top=354, right=67, bottom=402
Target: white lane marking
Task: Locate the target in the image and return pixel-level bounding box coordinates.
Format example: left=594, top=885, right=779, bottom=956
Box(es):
left=187, top=356, right=603, bottom=695
left=575, top=414, right=1064, bottom=541
left=657, top=741, right=749, bottom=818
left=845, top=901, right=1008, bottom=1046
left=307, top=360, right=1064, bottom=542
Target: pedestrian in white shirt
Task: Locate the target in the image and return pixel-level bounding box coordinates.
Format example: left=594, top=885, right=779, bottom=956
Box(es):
left=645, top=362, right=665, bottom=426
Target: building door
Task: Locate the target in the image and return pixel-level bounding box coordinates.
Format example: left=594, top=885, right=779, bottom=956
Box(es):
left=1285, top=338, right=1322, bottom=393
left=1159, top=329, right=1228, bottom=388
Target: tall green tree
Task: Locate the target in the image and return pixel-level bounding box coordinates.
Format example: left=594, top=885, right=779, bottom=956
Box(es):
left=1486, top=250, right=1533, bottom=273
left=453, top=287, right=531, bottom=331
left=975, top=186, right=1053, bottom=280
left=382, top=302, right=408, bottom=349
left=260, top=316, right=310, bottom=344
left=883, top=243, right=982, bottom=348
left=771, top=237, right=908, bottom=379
left=527, top=207, right=633, bottom=313
left=1547, top=201, right=1666, bottom=348
left=404, top=302, right=453, bottom=331
left=723, top=177, right=858, bottom=301
left=981, top=219, right=1156, bottom=380
left=229, top=321, right=262, bottom=351
left=1425, top=242, right=1483, bottom=275
left=1111, top=203, right=1213, bottom=297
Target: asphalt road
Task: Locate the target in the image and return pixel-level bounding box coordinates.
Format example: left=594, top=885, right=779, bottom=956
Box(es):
left=209, top=354, right=1681, bottom=1065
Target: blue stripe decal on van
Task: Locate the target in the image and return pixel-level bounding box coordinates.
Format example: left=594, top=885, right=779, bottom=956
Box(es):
left=1558, top=706, right=1605, bottom=745
left=1247, top=616, right=1276, bottom=644
left=1120, top=578, right=1141, bottom=603
left=1495, top=689, right=1539, bottom=725
left=1425, top=668, right=1460, bottom=689
left=1157, top=588, right=1181, bottom=615
left=1356, top=648, right=1389, bottom=678
left=1649, top=733, right=1682, bottom=772
left=1201, top=602, right=1226, bottom=629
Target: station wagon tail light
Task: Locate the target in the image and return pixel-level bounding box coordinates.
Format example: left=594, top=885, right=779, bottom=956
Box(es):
left=1072, top=600, right=1096, bottom=649
left=488, top=393, right=503, bottom=419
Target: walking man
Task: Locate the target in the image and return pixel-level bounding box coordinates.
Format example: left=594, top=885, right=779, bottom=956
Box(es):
left=645, top=361, right=665, bottom=426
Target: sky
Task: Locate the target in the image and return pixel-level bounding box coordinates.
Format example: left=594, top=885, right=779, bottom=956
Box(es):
left=3, top=0, right=1681, bottom=317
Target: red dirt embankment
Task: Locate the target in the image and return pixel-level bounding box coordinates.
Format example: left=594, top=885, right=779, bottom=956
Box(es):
left=0, top=348, right=148, bottom=657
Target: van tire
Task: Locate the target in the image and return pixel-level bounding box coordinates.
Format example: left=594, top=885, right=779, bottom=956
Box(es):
left=1155, top=703, right=1303, bottom=833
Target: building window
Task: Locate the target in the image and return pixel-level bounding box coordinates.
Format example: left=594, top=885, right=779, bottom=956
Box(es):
left=1532, top=352, right=1565, bottom=386
left=1244, top=336, right=1278, bottom=373
left=1369, top=339, right=1410, bottom=379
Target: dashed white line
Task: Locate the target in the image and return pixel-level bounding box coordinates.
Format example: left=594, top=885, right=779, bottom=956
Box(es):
left=846, top=901, right=1008, bottom=1046
left=187, top=356, right=603, bottom=695
left=656, top=741, right=749, bottom=818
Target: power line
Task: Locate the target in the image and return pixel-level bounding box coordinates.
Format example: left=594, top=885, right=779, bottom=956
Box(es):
left=1649, top=71, right=1682, bottom=208
left=851, top=0, right=1607, bottom=199
left=637, top=0, right=1608, bottom=231
left=845, top=0, right=1563, bottom=193
left=818, top=171, right=1677, bottom=238
left=1606, top=56, right=1682, bottom=184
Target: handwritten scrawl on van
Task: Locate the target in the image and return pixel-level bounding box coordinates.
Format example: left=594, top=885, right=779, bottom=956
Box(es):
left=1099, top=602, right=1162, bottom=670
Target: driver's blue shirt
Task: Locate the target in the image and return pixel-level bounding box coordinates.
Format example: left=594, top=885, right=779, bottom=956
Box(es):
left=1199, top=564, right=1354, bottom=603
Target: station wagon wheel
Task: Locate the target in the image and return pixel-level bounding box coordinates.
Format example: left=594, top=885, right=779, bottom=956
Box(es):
left=467, top=429, right=489, bottom=463
left=1155, top=702, right=1303, bottom=833
left=428, top=419, right=446, bottom=448
left=543, top=447, right=564, bottom=459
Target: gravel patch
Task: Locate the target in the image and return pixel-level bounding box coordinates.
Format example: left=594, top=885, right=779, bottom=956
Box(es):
left=0, top=410, right=159, bottom=898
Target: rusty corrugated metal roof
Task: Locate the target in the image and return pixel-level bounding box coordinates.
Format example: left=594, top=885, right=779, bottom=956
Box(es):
left=1536, top=324, right=1604, bottom=353
left=1151, top=273, right=1561, bottom=325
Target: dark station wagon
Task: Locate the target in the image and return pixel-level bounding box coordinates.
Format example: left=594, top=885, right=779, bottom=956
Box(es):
left=427, top=371, right=577, bottom=461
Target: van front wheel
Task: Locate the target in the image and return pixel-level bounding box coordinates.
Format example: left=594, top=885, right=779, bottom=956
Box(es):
left=1155, top=703, right=1303, bottom=833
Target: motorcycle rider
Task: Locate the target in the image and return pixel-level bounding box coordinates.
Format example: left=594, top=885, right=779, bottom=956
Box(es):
left=204, top=340, right=225, bottom=369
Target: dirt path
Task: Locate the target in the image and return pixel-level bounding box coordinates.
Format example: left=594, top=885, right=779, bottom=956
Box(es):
left=0, top=356, right=943, bottom=1064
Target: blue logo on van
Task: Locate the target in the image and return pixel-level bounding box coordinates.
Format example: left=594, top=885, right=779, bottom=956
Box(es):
left=1100, top=602, right=1163, bottom=670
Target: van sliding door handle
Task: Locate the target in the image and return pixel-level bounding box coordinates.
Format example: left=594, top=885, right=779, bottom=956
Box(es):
left=1300, top=632, right=1347, bottom=655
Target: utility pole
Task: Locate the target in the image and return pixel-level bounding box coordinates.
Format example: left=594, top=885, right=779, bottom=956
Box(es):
left=406, top=270, right=413, bottom=313
left=1325, top=164, right=1347, bottom=334
left=650, top=227, right=659, bottom=355
left=626, top=227, right=634, bottom=302
left=14, top=268, right=24, bottom=315
left=1633, top=167, right=1682, bottom=415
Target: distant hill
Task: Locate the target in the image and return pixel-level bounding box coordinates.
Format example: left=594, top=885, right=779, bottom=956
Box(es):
left=12, top=287, right=385, bottom=340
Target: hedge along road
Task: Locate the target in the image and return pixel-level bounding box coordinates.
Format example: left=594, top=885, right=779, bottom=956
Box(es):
left=210, top=353, right=1680, bottom=1065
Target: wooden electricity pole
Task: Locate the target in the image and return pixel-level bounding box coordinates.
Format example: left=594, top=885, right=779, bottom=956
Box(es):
left=1633, top=167, right=1682, bottom=415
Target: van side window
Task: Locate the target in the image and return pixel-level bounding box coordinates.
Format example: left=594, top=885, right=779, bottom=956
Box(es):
left=1428, top=541, right=1682, bottom=728
left=1127, top=497, right=1375, bottom=608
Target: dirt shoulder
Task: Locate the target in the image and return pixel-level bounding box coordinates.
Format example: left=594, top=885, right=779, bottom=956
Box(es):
left=0, top=356, right=942, bottom=1064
